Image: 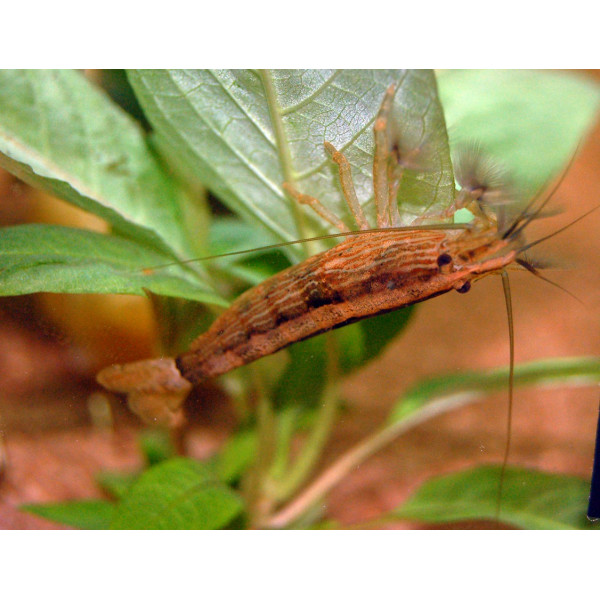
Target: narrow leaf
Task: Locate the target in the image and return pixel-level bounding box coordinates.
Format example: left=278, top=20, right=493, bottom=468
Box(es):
left=0, top=224, right=224, bottom=305
left=21, top=500, right=114, bottom=530
left=110, top=457, right=244, bottom=529
left=388, top=356, right=600, bottom=425
left=128, top=69, right=454, bottom=251
left=394, top=465, right=597, bottom=530
left=438, top=70, right=600, bottom=195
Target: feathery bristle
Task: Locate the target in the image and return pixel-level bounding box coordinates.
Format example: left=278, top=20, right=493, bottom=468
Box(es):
left=453, top=143, right=512, bottom=199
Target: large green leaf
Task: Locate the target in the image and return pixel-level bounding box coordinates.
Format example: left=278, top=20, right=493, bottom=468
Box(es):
left=438, top=69, right=600, bottom=195
left=128, top=69, right=455, bottom=253
left=110, top=457, right=244, bottom=529
left=393, top=465, right=596, bottom=529
left=0, top=224, right=224, bottom=305
left=0, top=70, right=197, bottom=258
left=21, top=500, right=114, bottom=530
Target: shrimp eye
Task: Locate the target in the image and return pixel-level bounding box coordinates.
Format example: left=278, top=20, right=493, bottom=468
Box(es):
left=456, top=281, right=471, bottom=294
left=436, top=253, right=452, bottom=267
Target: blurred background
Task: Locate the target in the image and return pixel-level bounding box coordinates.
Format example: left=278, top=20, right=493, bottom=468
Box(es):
left=0, top=69, right=599, bottom=528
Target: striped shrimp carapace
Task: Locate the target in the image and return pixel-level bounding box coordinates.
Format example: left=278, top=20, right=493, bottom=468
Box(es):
left=174, top=226, right=515, bottom=384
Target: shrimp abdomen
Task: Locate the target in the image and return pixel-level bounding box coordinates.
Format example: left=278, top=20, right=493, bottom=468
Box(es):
left=176, top=230, right=466, bottom=382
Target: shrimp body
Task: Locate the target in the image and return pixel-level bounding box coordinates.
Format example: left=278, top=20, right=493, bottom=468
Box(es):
left=96, top=83, right=523, bottom=426
left=177, top=227, right=516, bottom=383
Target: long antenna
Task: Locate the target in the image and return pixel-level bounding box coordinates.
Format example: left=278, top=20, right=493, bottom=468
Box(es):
left=502, top=146, right=579, bottom=240
left=517, top=205, right=600, bottom=254
left=138, top=224, right=469, bottom=272
left=496, top=269, right=515, bottom=524
left=515, top=258, right=585, bottom=306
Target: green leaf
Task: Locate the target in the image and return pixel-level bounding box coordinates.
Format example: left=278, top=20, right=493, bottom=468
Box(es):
left=21, top=500, right=114, bottom=529
left=0, top=224, right=224, bottom=305
left=128, top=69, right=454, bottom=252
left=388, top=356, right=600, bottom=425
left=110, top=457, right=244, bottom=529
left=138, top=428, right=177, bottom=466
left=0, top=70, right=197, bottom=258
left=438, top=69, right=600, bottom=195
left=356, top=306, right=415, bottom=366
left=95, top=471, right=139, bottom=500
left=393, top=465, right=597, bottom=530
left=212, top=428, right=257, bottom=483
left=208, top=216, right=292, bottom=286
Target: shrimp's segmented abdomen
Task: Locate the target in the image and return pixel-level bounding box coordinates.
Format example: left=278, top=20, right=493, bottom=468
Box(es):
left=176, top=230, right=466, bottom=383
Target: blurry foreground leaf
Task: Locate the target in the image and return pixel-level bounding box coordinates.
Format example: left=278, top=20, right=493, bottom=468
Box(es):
left=110, top=457, right=244, bottom=529
left=96, top=471, right=139, bottom=500
left=394, top=465, right=596, bottom=530
left=22, top=500, right=114, bottom=530
left=438, top=69, right=600, bottom=195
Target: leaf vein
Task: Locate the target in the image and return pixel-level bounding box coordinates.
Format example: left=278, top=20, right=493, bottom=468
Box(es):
left=279, top=70, right=342, bottom=116
left=207, top=70, right=277, bottom=149
left=166, top=74, right=284, bottom=201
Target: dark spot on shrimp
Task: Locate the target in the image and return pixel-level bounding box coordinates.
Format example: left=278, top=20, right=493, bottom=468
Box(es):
left=275, top=300, right=305, bottom=324
left=274, top=312, right=291, bottom=326
left=305, top=281, right=343, bottom=309
left=456, top=281, right=471, bottom=294
left=436, top=253, right=452, bottom=267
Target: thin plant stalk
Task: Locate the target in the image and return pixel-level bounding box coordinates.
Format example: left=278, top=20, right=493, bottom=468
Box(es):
left=271, top=333, right=343, bottom=503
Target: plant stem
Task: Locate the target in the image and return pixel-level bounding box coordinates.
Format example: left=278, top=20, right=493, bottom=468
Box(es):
left=272, top=333, right=342, bottom=503
left=243, top=368, right=277, bottom=526
left=221, top=370, right=252, bottom=423
left=274, top=378, right=340, bottom=502
left=266, top=391, right=482, bottom=529
left=258, top=69, right=309, bottom=256
left=268, top=408, right=300, bottom=481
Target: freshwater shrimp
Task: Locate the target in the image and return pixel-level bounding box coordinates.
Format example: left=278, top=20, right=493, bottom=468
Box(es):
left=100, top=85, right=549, bottom=404
left=97, top=84, right=592, bottom=520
